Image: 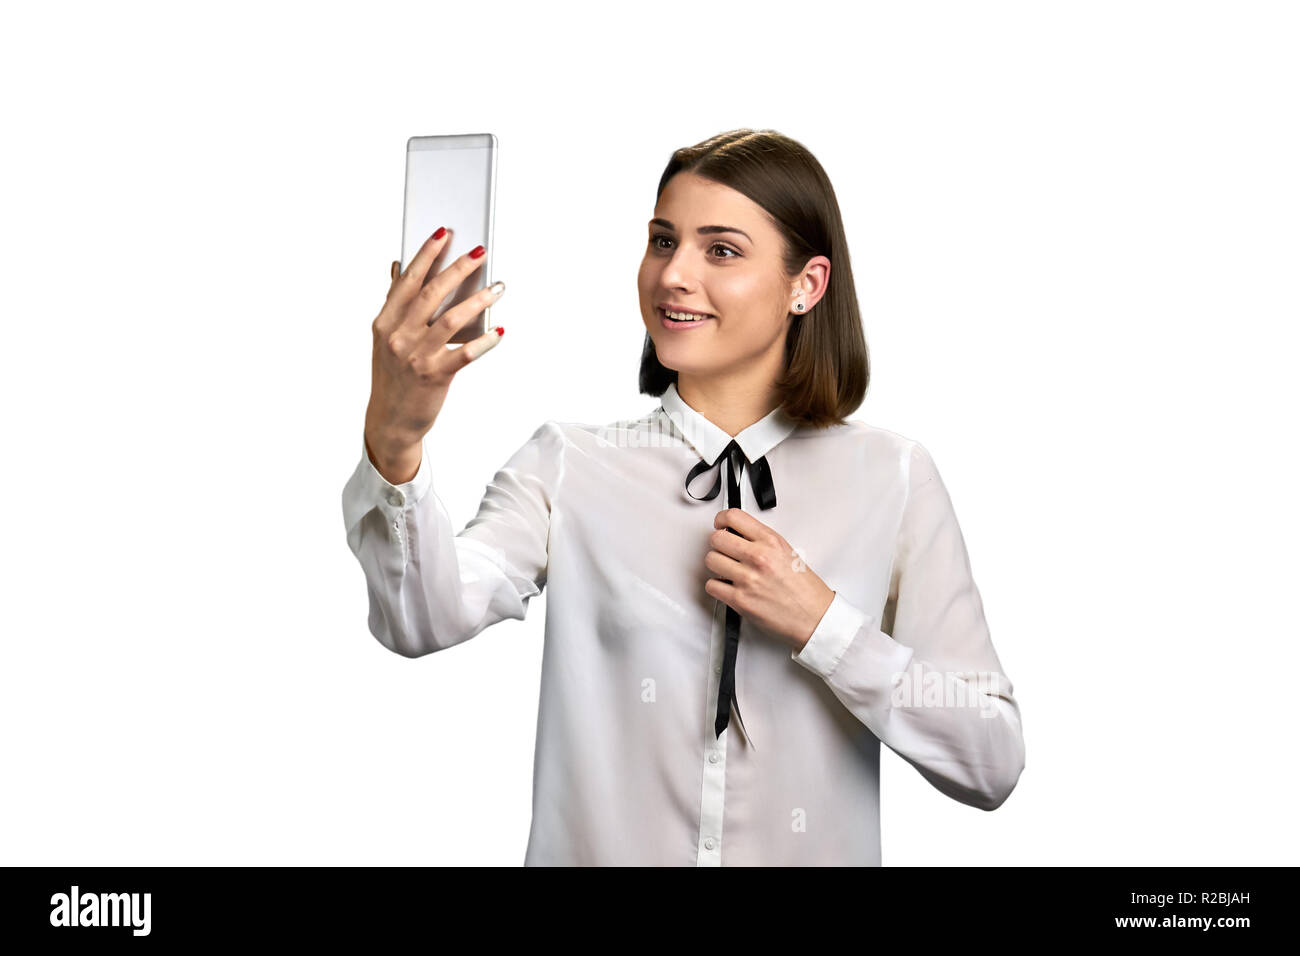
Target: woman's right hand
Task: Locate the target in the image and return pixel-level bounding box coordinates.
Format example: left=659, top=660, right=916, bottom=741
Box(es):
left=363, top=227, right=506, bottom=484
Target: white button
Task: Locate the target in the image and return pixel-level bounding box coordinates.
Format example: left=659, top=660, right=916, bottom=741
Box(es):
left=704, top=837, right=715, bottom=850
left=714, top=664, right=722, bottom=675
left=393, top=520, right=401, bottom=531
left=388, top=492, right=404, bottom=506
left=708, top=751, right=720, bottom=764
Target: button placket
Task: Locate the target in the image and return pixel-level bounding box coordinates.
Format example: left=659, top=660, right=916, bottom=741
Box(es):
left=695, top=592, right=729, bottom=866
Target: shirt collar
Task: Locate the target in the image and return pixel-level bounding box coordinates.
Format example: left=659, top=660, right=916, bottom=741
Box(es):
left=659, top=381, right=799, bottom=464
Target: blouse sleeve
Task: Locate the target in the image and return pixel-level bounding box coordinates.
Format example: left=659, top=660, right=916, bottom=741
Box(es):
left=341, top=420, right=565, bottom=658
left=790, top=440, right=1025, bottom=811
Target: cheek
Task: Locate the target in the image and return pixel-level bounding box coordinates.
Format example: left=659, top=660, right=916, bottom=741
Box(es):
left=715, top=271, right=781, bottom=316
left=637, top=257, right=658, bottom=293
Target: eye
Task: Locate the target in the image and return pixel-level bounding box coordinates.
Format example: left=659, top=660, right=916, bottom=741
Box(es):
left=648, top=234, right=740, bottom=259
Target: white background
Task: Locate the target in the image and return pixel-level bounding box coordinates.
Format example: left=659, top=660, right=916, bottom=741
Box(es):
left=2, top=0, right=1296, bottom=866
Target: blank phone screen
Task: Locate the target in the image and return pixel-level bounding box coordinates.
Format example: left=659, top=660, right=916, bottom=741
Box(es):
left=401, top=133, right=496, bottom=343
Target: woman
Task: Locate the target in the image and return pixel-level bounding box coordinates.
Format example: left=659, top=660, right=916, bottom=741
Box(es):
left=343, top=128, right=1025, bottom=866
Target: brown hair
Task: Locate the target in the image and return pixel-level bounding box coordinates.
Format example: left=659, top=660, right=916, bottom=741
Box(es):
left=638, top=128, right=869, bottom=428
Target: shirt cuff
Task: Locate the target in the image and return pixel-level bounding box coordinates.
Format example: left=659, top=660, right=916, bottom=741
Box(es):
left=367, top=435, right=432, bottom=505
left=790, top=591, right=869, bottom=679
left=342, top=434, right=433, bottom=535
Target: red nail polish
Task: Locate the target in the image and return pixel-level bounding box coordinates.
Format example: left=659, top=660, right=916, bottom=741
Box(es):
left=495, top=326, right=504, bottom=337
left=432, top=226, right=446, bottom=240
left=470, top=245, right=485, bottom=259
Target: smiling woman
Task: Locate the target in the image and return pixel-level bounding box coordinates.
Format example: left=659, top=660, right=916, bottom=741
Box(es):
left=636, top=129, right=869, bottom=432
left=342, top=127, right=1024, bottom=867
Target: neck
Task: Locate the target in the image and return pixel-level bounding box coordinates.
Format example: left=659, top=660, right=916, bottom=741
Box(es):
left=676, top=372, right=782, bottom=438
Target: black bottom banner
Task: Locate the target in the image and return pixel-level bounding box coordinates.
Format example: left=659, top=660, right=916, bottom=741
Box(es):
left=0, top=865, right=1282, bottom=943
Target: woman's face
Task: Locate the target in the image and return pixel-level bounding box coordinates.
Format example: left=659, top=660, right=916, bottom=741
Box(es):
left=638, top=172, right=804, bottom=383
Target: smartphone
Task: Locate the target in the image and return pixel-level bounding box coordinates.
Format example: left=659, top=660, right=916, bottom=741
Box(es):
left=401, top=133, right=498, bottom=344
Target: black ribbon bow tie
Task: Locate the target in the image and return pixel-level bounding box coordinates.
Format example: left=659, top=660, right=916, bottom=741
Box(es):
left=685, top=438, right=777, bottom=744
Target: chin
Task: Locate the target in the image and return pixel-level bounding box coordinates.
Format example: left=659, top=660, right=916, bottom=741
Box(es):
left=654, top=350, right=716, bottom=377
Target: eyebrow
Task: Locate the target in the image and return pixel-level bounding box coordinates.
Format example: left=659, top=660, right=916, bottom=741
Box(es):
left=649, top=218, right=752, bottom=243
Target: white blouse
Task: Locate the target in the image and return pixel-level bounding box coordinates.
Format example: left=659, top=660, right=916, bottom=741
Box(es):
left=341, top=382, right=1025, bottom=866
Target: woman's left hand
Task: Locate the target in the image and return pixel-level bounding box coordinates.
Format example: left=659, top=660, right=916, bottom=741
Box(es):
left=703, top=508, right=837, bottom=652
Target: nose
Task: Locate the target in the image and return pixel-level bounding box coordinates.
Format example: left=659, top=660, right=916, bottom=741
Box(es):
left=657, top=245, right=700, bottom=288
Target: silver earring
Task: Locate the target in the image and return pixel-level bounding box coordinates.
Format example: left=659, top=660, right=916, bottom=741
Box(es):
left=794, top=301, right=805, bottom=313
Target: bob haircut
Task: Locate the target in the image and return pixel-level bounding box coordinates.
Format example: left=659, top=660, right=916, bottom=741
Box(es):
left=638, top=128, right=869, bottom=429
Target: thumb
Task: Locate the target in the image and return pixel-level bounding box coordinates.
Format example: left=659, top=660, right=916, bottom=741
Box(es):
left=390, top=260, right=400, bottom=282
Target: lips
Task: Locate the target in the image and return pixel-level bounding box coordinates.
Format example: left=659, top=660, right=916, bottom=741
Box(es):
left=658, top=307, right=715, bottom=321
left=659, top=308, right=714, bottom=331
left=659, top=303, right=716, bottom=317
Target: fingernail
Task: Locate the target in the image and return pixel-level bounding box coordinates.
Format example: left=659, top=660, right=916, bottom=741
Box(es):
left=469, top=245, right=485, bottom=259
left=495, top=326, right=504, bottom=337
left=432, top=226, right=446, bottom=240
left=488, top=280, right=506, bottom=296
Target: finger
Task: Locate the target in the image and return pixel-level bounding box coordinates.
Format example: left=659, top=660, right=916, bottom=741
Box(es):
left=408, top=245, right=489, bottom=333
left=704, top=577, right=737, bottom=607
left=421, top=279, right=506, bottom=343
left=459, top=325, right=505, bottom=363
left=708, top=526, right=754, bottom=563
left=388, top=227, right=454, bottom=308
left=390, top=260, right=400, bottom=282
left=422, top=325, right=504, bottom=381
left=704, top=548, right=746, bottom=581
left=713, top=507, right=766, bottom=541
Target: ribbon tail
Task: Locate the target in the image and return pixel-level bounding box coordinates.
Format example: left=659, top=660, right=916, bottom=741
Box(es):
left=748, top=455, right=776, bottom=509
left=714, top=606, right=757, bottom=750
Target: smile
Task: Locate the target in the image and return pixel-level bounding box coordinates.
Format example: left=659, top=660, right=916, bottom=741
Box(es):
left=659, top=307, right=716, bottom=329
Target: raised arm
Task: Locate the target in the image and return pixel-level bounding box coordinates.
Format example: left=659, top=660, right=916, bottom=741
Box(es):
left=342, top=421, right=564, bottom=658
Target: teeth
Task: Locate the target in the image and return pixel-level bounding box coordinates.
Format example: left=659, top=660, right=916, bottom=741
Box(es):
left=665, top=309, right=710, bottom=321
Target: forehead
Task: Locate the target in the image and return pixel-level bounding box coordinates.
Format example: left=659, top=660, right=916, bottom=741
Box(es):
left=654, top=172, right=764, bottom=229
